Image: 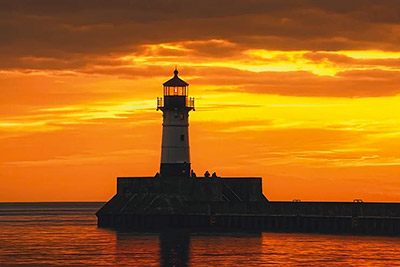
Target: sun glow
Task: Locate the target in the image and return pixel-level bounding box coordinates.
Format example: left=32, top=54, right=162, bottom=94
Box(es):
left=118, top=43, right=400, bottom=78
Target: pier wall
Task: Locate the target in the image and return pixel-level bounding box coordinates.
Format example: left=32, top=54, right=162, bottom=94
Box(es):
left=97, top=214, right=400, bottom=236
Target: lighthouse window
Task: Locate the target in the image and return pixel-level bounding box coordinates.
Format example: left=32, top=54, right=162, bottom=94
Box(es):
left=179, top=113, right=184, bottom=120
left=180, top=135, right=185, bottom=141
left=165, top=86, right=187, bottom=96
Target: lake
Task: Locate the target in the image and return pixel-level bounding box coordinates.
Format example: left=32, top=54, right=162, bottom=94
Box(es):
left=0, top=202, right=399, bottom=266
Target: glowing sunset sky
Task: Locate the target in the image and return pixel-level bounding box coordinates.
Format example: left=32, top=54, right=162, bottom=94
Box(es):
left=1, top=0, right=400, bottom=202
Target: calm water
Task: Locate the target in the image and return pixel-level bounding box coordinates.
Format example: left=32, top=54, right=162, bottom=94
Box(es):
left=0, top=203, right=399, bottom=266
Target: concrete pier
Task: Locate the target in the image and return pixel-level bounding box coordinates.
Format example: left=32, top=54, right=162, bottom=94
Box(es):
left=96, top=177, right=400, bottom=235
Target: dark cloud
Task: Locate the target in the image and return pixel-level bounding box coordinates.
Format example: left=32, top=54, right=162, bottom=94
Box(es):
left=1, top=0, right=400, bottom=98
left=189, top=67, right=400, bottom=97
left=1, top=0, right=400, bottom=63
left=79, top=65, right=174, bottom=78
left=304, top=52, right=400, bottom=68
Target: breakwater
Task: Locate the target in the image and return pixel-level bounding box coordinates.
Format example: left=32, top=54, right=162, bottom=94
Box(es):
left=97, top=177, right=400, bottom=236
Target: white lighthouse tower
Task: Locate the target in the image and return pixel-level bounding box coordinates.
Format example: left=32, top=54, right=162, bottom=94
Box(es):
left=157, top=69, right=195, bottom=177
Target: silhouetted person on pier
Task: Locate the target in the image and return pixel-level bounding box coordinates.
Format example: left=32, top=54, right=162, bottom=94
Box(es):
left=155, top=172, right=160, bottom=177
left=212, top=172, right=218, bottom=178
left=204, top=171, right=210, bottom=178
left=191, top=170, right=197, bottom=178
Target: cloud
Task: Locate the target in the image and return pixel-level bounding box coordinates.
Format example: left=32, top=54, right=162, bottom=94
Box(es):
left=1, top=0, right=400, bottom=67
left=0, top=0, right=400, bottom=99
left=3, top=148, right=157, bottom=167
left=189, top=67, right=400, bottom=97
left=304, top=51, right=400, bottom=68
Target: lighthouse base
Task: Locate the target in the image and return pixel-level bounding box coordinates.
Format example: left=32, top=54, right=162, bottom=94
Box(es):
left=160, top=163, right=191, bottom=177
left=96, top=176, right=268, bottom=228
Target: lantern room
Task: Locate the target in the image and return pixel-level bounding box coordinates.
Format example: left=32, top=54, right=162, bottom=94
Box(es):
left=157, top=69, right=194, bottom=111
left=163, top=69, right=189, bottom=96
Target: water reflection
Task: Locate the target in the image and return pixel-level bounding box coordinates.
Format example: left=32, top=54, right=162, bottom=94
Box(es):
left=115, top=232, right=159, bottom=266
left=1, top=203, right=399, bottom=266
left=159, top=230, right=190, bottom=266
left=115, top=230, right=262, bottom=266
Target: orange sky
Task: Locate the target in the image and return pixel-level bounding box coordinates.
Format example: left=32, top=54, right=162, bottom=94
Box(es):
left=1, top=1, right=400, bottom=202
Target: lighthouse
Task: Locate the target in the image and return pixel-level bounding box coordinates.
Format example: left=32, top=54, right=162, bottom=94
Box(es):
left=157, top=69, right=195, bottom=177
left=97, top=69, right=270, bottom=231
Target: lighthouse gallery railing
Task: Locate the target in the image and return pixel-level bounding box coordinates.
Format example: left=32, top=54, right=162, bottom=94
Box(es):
left=157, top=97, right=194, bottom=110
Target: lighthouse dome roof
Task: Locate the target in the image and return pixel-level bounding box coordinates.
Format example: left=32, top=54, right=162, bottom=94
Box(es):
left=163, top=69, right=189, bottom=87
